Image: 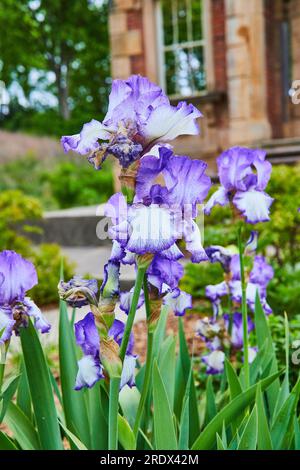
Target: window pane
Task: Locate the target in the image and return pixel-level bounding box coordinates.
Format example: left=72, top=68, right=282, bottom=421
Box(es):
left=191, top=0, right=203, bottom=41
left=165, top=46, right=206, bottom=96
left=161, top=0, right=174, bottom=46
left=177, top=0, right=188, bottom=44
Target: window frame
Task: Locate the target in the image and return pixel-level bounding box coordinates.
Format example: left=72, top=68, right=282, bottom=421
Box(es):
left=155, top=0, right=214, bottom=99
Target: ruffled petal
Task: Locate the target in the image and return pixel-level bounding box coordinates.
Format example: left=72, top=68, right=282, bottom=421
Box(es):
left=249, top=255, right=274, bottom=288
left=217, top=147, right=253, bottom=191
left=143, top=101, right=202, bottom=144
left=24, top=297, right=51, bottom=334
left=120, top=289, right=144, bottom=315
left=160, top=243, right=184, bottom=261
left=0, top=250, right=38, bottom=305
left=0, top=307, right=15, bottom=344
left=100, top=262, right=120, bottom=299
left=61, top=119, right=111, bottom=155
left=206, top=281, right=228, bottom=301
left=74, top=312, right=100, bottom=356
left=147, top=257, right=183, bottom=293
left=252, top=149, right=272, bottom=191
left=230, top=254, right=241, bottom=281
left=74, top=355, right=104, bottom=390
left=120, top=354, right=137, bottom=389
left=184, top=220, right=208, bottom=263
left=163, top=289, right=192, bottom=316
left=108, top=319, right=134, bottom=355
left=135, top=146, right=172, bottom=202
left=233, top=189, right=274, bottom=224
left=163, top=155, right=211, bottom=209
left=126, top=205, right=177, bottom=255
left=204, top=187, right=229, bottom=215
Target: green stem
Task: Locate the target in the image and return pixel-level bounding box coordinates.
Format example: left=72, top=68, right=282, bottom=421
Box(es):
left=108, top=267, right=146, bottom=450
left=119, top=267, right=146, bottom=362
left=133, top=276, right=153, bottom=437
left=108, top=377, right=120, bottom=450
left=237, top=225, right=250, bottom=389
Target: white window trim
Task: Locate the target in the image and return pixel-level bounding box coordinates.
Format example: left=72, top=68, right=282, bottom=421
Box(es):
left=155, top=0, right=215, bottom=98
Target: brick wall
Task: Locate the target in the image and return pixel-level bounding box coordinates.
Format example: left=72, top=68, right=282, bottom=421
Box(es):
left=211, top=0, right=227, bottom=92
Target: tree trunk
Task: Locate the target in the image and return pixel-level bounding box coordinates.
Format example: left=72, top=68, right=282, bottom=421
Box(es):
left=55, top=64, right=70, bottom=120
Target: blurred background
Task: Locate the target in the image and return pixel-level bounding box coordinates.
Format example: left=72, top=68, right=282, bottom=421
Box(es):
left=0, top=1, right=300, bottom=361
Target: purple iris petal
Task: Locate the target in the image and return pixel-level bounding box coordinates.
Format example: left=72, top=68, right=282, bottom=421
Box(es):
left=206, top=245, right=232, bottom=272
left=135, top=146, right=173, bottom=202
left=163, top=289, right=192, bottom=316
left=143, top=101, right=202, bottom=144
left=229, top=281, right=272, bottom=315
left=61, top=119, right=112, bottom=155
left=0, top=250, right=38, bottom=305
left=252, top=149, right=272, bottom=191
left=204, top=186, right=229, bottom=215
left=147, top=256, right=183, bottom=294
left=103, top=75, right=168, bottom=127
left=183, top=220, right=208, bottom=263
left=160, top=243, right=184, bottom=261
left=217, top=147, right=254, bottom=191
left=108, top=319, right=134, bottom=355
left=233, top=190, right=274, bottom=224
left=249, top=255, right=274, bottom=288
left=74, top=355, right=104, bottom=390
left=230, top=254, right=241, bottom=281
left=163, top=155, right=211, bottom=210
left=24, top=297, right=51, bottom=334
left=206, top=281, right=228, bottom=302
left=202, top=350, right=225, bottom=375
left=245, top=231, right=258, bottom=254
left=224, top=312, right=254, bottom=349
left=120, top=354, right=137, bottom=389
left=100, top=262, right=120, bottom=299
left=74, top=312, right=100, bottom=357
left=120, top=289, right=144, bottom=315
left=0, top=307, right=15, bottom=344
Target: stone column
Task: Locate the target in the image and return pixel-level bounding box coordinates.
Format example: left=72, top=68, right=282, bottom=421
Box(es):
left=109, top=0, right=144, bottom=79
left=289, top=0, right=300, bottom=136
left=225, top=0, right=271, bottom=144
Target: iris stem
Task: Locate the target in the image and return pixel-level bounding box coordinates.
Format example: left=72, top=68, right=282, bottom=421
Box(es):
left=108, top=266, right=146, bottom=450
left=119, top=267, right=146, bottom=362
left=237, top=225, right=250, bottom=389
left=133, top=275, right=153, bottom=438
left=108, top=377, right=120, bottom=450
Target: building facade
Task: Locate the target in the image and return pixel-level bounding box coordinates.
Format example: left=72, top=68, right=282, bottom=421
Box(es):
left=109, top=0, right=300, bottom=173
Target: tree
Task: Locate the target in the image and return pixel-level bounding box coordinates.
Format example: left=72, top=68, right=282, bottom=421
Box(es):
left=0, top=0, right=110, bottom=125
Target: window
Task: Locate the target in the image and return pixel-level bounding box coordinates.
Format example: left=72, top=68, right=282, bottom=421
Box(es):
left=157, top=0, right=206, bottom=98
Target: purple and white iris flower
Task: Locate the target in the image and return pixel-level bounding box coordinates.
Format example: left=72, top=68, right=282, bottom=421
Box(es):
left=0, top=250, right=50, bottom=344
left=205, top=147, right=274, bottom=224
left=224, top=312, right=254, bottom=349
left=61, top=75, right=202, bottom=169
left=202, top=350, right=225, bottom=375
left=105, top=146, right=211, bottom=264
left=74, top=313, right=137, bottom=390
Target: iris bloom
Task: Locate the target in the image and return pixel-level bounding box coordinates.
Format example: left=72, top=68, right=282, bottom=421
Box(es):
left=58, top=276, right=98, bottom=307
left=0, top=250, right=50, bottom=344
left=105, top=146, right=211, bottom=263
left=205, top=147, right=274, bottom=224
left=74, top=313, right=137, bottom=390
left=61, top=75, right=202, bottom=169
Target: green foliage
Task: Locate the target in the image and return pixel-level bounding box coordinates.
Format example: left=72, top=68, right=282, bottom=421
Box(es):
left=0, top=0, right=110, bottom=135
left=0, top=155, right=114, bottom=210
left=181, top=165, right=300, bottom=317
left=1, top=296, right=298, bottom=451
left=48, top=160, right=113, bottom=208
